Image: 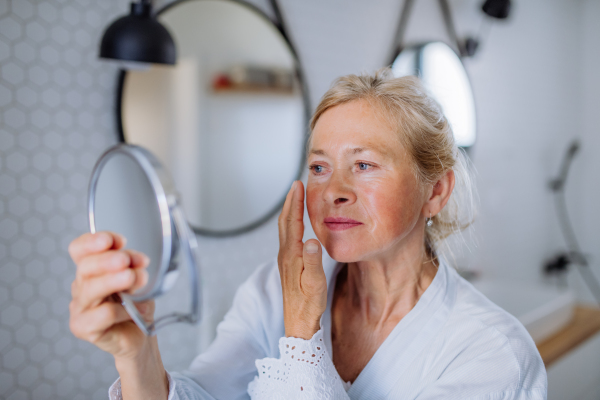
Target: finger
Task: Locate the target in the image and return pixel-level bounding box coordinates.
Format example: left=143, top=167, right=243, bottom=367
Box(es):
left=70, top=302, right=131, bottom=341
left=302, top=239, right=323, bottom=273
left=278, top=181, right=298, bottom=243
left=69, top=232, right=126, bottom=265
left=72, top=250, right=148, bottom=304
left=75, top=268, right=148, bottom=311
left=286, top=180, right=305, bottom=243
left=77, top=249, right=149, bottom=279
left=108, top=231, right=127, bottom=249
left=123, top=267, right=150, bottom=294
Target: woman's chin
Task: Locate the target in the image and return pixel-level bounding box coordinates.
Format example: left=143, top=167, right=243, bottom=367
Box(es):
left=322, top=240, right=366, bottom=263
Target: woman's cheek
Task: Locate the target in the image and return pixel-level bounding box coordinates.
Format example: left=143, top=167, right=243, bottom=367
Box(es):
left=306, top=185, right=323, bottom=232
left=390, top=186, right=423, bottom=236
left=364, top=179, right=416, bottom=237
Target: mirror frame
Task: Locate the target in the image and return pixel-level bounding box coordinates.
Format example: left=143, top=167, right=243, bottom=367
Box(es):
left=114, top=0, right=311, bottom=237
left=88, top=144, right=175, bottom=302
left=88, top=144, right=202, bottom=335
left=390, top=40, right=477, bottom=149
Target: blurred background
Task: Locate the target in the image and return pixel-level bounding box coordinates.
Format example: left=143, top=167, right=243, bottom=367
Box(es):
left=1, top=0, right=600, bottom=399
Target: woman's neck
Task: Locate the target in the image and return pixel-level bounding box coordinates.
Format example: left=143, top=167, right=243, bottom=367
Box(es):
left=343, top=232, right=438, bottom=325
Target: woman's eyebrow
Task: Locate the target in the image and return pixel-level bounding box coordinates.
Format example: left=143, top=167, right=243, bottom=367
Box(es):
left=351, top=146, right=392, bottom=157
left=310, top=147, right=369, bottom=156
left=310, top=147, right=388, bottom=157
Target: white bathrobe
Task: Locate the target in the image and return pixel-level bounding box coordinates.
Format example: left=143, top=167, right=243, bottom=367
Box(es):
left=109, top=257, right=547, bottom=400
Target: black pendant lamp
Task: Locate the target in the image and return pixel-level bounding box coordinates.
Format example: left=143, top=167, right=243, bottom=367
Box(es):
left=99, top=0, right=176, bottom=65
left=481, top=0, right=511, bottom=20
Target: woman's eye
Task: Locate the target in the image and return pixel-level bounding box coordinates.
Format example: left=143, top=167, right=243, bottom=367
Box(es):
left=358, top=163, right=370, bottom=170
left=311, top=165, right=324, bottom=173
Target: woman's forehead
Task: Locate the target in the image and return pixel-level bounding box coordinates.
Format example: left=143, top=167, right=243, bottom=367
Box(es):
left=309, top=99, right=403, bottom=158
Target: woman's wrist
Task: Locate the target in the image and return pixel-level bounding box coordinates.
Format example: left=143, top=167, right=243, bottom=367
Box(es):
left=285, top=319, right=321, bottom=340
left=115, top=337, right=169, bottom=400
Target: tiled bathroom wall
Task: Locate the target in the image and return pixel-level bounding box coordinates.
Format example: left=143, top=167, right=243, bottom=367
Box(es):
left=0, top=1, right=129, bottom=399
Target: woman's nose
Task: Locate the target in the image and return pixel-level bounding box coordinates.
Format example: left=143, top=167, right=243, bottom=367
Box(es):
left=323, top=172, right=356, bottom=206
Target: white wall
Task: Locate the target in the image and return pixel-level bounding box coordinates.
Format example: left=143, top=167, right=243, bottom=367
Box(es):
left=576, top=0, right=600, bottom=305
left=369, top=0, right=595, bottom=296
left=463, top=0, right=584, bottom=287
left=455, top=0, right=600, bottom=306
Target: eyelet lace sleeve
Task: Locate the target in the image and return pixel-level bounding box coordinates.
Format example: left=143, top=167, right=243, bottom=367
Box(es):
left=247, top=329, right=351, bottom=400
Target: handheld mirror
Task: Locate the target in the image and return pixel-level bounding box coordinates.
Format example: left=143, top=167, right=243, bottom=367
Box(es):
left=88, top=144, right=201, bottom=336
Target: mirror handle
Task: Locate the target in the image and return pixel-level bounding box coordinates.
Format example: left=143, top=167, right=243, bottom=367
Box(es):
left=121, top=199, right=202, bottom=336
left=170, top=201, right=202, bottom=326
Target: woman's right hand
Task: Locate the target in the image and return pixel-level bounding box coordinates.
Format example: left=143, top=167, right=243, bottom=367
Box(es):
left=69, top=231, right=169, bottom=399
left=68, top=231, right=152, bottom=360
left=278, top=181, right=328, bottom=340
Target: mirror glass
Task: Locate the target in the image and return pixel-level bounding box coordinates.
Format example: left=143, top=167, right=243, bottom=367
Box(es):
left=392, top=41, right=476, bottom=147
left=93, top=151, right=167, bottom=300
left=120, top=0, right=307, bottom=235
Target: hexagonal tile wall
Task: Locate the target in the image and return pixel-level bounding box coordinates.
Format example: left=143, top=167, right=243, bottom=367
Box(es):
left=0, top=1, right=126, bottom=398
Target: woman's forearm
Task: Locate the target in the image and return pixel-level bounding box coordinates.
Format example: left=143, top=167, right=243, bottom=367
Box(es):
left=116, top=337, right=169, bottom=400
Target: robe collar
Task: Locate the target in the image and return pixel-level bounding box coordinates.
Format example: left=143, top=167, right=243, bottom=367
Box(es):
left=320, top=258, right=458, bottom=399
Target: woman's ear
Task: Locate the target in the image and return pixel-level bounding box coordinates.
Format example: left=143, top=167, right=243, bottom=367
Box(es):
left=422, top=169, right=455, bottom=217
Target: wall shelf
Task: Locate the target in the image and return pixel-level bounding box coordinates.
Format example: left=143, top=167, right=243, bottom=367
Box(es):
left=537, top=305, right=600, bottom=367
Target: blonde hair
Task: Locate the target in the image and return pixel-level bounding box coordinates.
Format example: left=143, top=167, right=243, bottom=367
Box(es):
left=309, top=68, right=476, bottom=262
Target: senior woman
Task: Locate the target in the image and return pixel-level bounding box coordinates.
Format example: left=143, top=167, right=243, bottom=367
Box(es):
left=68, top=70, right=547, bottom=399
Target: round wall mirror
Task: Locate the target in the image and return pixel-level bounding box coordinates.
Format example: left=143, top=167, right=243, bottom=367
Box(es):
left=391, top=41, right=476, bottom=148
left=119, top=0, right=308, bottom=236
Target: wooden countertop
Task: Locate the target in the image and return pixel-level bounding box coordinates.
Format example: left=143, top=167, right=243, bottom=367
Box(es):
left=536, top=305, right=600, bottom=367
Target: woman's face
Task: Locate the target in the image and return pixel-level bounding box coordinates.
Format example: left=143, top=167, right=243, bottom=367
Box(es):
left=306, top=99, right=427, bottom=263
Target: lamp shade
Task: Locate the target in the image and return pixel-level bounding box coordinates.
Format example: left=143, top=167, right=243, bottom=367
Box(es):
left=99, top=2, right=176, bottom=65
left=481, top=0, right=511, bottom=19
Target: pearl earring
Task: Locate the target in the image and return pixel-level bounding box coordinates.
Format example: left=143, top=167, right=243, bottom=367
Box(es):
left=426, top=212, right=433, bottom=227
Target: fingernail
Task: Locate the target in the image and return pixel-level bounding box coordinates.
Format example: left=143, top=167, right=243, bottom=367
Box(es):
left=132, top=252, right=150, bottom=267
left=292, top=181, right=297, bottom=190
left=140, top=269, right=149, bottom=286
left=113, top=252, right=128, bottom=267
left=116, top=233, right=127, bottom=247
left=306, top=242, right=319, bottom=254
left=95, top=232, right=110, bottom=247
left=117, top=269, right=133, bottom=283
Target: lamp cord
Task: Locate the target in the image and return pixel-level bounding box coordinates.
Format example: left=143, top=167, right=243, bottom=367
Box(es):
left=390, top=0, right=468, bottom=62
left=267, top=0, right=287, bottom=41
left=389, top=0, right=416, bottom=63
left=438, top=0, right=465, bottom=56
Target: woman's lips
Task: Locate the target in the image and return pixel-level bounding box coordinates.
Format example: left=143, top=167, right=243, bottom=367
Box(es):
left=323, top=217, right=363, bottom=231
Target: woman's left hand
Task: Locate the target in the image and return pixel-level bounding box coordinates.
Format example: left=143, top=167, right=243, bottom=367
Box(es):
left=278, top=181, right=328, bottom=340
